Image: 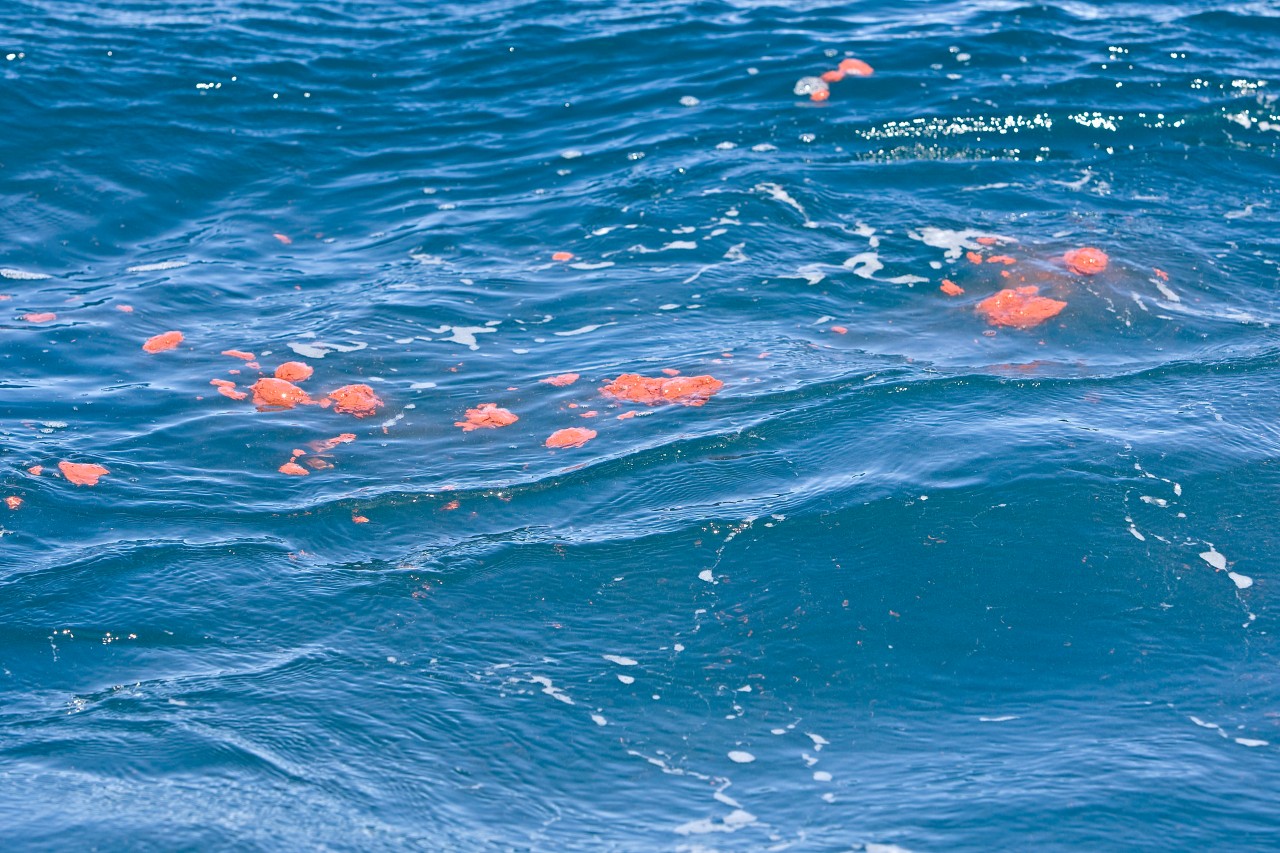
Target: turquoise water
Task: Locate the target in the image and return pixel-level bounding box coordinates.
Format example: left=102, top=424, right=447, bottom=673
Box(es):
left=4, top=1, right=1280, bottom=849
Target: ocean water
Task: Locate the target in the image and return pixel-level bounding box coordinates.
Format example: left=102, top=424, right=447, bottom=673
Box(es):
left=3, top=1, right=1280, bottom=849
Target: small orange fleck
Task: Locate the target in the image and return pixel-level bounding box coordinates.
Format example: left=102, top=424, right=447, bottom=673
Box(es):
left=58, top=461, right=110, bottom=486
left=541, top=373, right=579, bottom=387
left=940, top=279, right=964, bottom=296
left=309, top=433, right=357, bottom=453
left=5, top=496, right=21, bottom=510
left=250, top=377, right=311, bottom=409
left=20, top=312, right=56, bottom=323
left=600, top=373, right=724, bottom=407
left=275, top=361, right=313, bottom=382
left=986, top=255, right=1016, bottom=265
left=352, top=515, right=370, bottom=524
left=27, top=465, right=42, bottom=476
left=821, top=69, right=845, bottom=83
left=221, top=349, right=255, bottom=361
left=838, top=58, right=874, bottom=76
left=661, top=368, right=681, bottom=377
left=442, top=499, right=460, bottom=511
left=116, top=304, right=134, bottom=313
left=976, top=236, right=999, bottom=246
left=1153, top=267, right=1169, bottom=281
left=209, top=378, right=248, bottom=400
left=965, top=251, right=983, bottom=265
left=143, top=330, right=184, bottom=353
left=273, top=232, right=292, bottom=245
left=617, top=411, right=637, bottom=420
left=278, top=461, right=309, bottom=476
left=545, top=427, right=597, bottom=448
left=455, top=403, right=519, bottom=431
left=328, top=384, right=383, bottom=417
left=830, top=325, right=848, bottom=335
left=580, top=410, right=598, bottom=418
left=1064, top=247, right=1109, bottom=275
left=552, top=251, right=574, bottom=262
left=809, top=89, right=830, bottom=102
left=976, top=286, right=1067, bottom=328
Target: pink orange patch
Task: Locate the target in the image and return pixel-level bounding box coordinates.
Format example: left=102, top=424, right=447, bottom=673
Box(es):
left=545, top=427, right=597, bottom=449
left=830, top=325, right=848, bottom=335
left=455, top=403, right=519, bottom=431
left=821, top=69, right=845, bottom=83
left=221, top=349, right=255, bottom=361
left=552, top=251, right=574, bottom=261
left=143, top=331, right=184, bottom=353
left=1064, top=247, right=1109, bottom=275
left=210, top=378, right=248, bottom=400
left=541, top=373, right=579, bottom=387
left=328, top=384, right=383, bottom=417
left=273, top=233, right=292, bottom=245
left=809, top=89, right=830, bottom=102
left=5, top=496, right=21, bottom=510
left=116, top=304, right=134, bottom=313
left=27, top=465, right=42, bottom=476
left=986, top=255, right=1016, bottom=265
left=838, top=58, right=874, bottom=76
left=59, top=461, right=109, bottom=486
left=21, top=312, right=56, bottom=323
left=250, top=377, right=311, bottom=409
left=940, top=279, right=964, bottom=296
left=976, top=286, right=1067, bottom=328
left=275, top=361, right=313, bottom=382
left=278, top=461, right=309, bottom=476
left=600, top=373, right=724, bottom=407
left=309, top=433, right=356, bottom=453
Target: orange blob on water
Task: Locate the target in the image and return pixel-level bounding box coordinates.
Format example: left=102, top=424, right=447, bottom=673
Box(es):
left=965, top=251, right=983, bottom=265
left=116, top=304, right=134, bottom=313
left=545, top=427, right=597, bottom=449
left=940, top=279, right=964, bottom=296
left=986, top=255, right=1016, bottom=265
left=821, top=69, right=845, bottom=83
left=222, top=349, right=255, bottom=361
left=830, top=325, right=848, bottom=335
left=328, top=384, right=383, bottom=417
left=600, top=373, right=724, bottom=407
left=976, top=236, right=999, bottom=246
left=838, top=58, right=874, bottom=76
left=309, top=433, right=357, bottom=453
left=1063, top=247, right=1109, bottom=275
left=273, top=232, right=293, bottom=245
left=278, top=461, right=309, bottom=476
left=250, top=377, right=311, bottom=409
left=809, top=89, right=830, bottom=102
left=352, top=515, right=370, bottom=524
left=455, top=403, right=519, bottom=431
left=21, top=312, right=56, bottom=323
left=275, top=361, right=313, bottom=382
left=5, top=496, right=21, bottom=510
left=551, top=251, right=574, bottom=262
left=59, top=461, right=110, bottom=486
left=976, top=286, right=1067, bottom=329
left=27, top=465, right=42, bottom=476
left=210, top=378, right=248, bottom=400
left=143, top=331, right=184, bottom=353
left=541, top=373, right=579, bottom=387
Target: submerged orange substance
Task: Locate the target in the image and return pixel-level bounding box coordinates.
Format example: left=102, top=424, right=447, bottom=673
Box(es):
left=116, top=304, right=134, bottom=313
left=278, top=461, right=309, bottom=476
left=545, top=427, right=597, bottom=448
left=352, top=515, right=369, bottom=524
left=600, top=373, right=724, bottom=407
left=1154, top=267, right=1169, bottom=281
left=59, top=461, right=110, bottom=486
left=27, top=465, right=42, bottom=476
left=310, top=433, right=356, bottom=453
left=976, top=286, right=1067, bottom=328
left=328, top=384, right=383, bottom=417
left=273, top=232, right=292, bottom=245
left=810, top=89, right=830, bottom=102
left=5, top=496, right=21, bottom=510
left=940, top=279, right=964, bottom=296
left=821, top=69, right=845, bottom=83
left=838, top=58, right=874, bottom=76
left=143, top=331, right=184, bottom=353
left=830, top=325, right=848, bottom=334
left=455, top=403, right=519, bottom=431
left=21, top=312, right=56, bottom=323
left=275, top=361, right=313, bottom=382
left=250, top=377, right=311, bottom=409
left=222, top=349, right=255, bottom=361
left=552, top=251, right=574, bottom=261
left=541, top=373, right=579, bottom=387
left=210, top=378, right=248, bottom=400
left=1064, top=247, right=1109, bottom=275
left=986, top=255, right=1016, bottom=265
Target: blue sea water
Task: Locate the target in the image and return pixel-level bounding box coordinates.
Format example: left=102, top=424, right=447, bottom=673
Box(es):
left=3, top=0, right=1280, bottom=848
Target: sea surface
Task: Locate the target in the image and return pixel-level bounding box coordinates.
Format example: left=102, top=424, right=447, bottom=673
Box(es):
left=3, top=1, right=1280, bottom=849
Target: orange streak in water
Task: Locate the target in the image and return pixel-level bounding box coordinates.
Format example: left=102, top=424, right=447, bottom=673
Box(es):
left=209, top=378, right=248, bottom=400
left=221, top=349, right=255, bottom=361
left=273, top=233, right=292, bottom=245
left=5, top=496, right=21, bottom=510
left=21, top=312, right=56, bottom=323
left=545, top=427, right=597, bottom=448
left=309, top=433, right=357, bottom=453
left=143, top=331, right=184, bottom=353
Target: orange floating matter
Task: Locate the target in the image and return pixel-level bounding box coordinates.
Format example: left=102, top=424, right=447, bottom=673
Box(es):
left=810, top=89, right=830, bottom=102
left=976, top=236, right=999, bottom=246
left=116, top=304, right=134, bottom=313
left=940, top=279, right=964, bottom=296
left=222, top=349, right=255, bottom=361
left=442, top=499, right=460, bottom=511
left=59, top=461, right=110, bottom=486
left=455, top=403, right=519, bottom=431
left=1063, top=247, right=1109, bottom=275
left=273, top=233, right=292, bottom=245
left=309, top=433, right=357, bottom=453
left=545, top=427, right=597, bottom=448
left=21, top=312, right=56, bottom=323
left=1153, top=267, right=1169, bottom=281
left=541, top=373, right=579, bottom=387
left=552, top=251, right=574, bottom=262
left=275, top=361, right=313, bottom=382
left=328, top=384, right=383, bottom=417
left=830, top=325, right=848, bottom=335
left=600, top=373, right=724, bottom=407
left=143, top=331, right=184, bottom=353
left=821, top=70, right=845, bottom=83
left=5, top=496, right=21, bottom=510
left=27, top=465, right=42, bottom=476
left=209, top=378, right=248, bottom=400
left=965, top=251, right=983, bottom=265
left=250, top=377, right=311, bottom=409
left=278, top=461, right=309, bottom=476
left=661, top=368, right=681, bottom=377
left=617, top=411, right=637, bottom=420
left=976, top=286, right=1067, bottom=328
left=986, top=255, right=1016, bottom=265
left=838, top=58, right=874, bottom=76
left=352, top=515, right=369, bottom=524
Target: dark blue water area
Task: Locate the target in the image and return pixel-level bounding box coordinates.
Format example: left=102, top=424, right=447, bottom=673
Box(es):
left=4, top=0, right=1280, bottom=848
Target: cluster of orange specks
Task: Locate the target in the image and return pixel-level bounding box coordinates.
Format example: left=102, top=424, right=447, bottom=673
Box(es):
left=143, top=331, right=184, bottom=353
left=20, top=312, right=56, bottom=323
left=58, top=461, right=110, bottom=486
left=250, top=377, right=312, bottom=410
left=328, top=384, right=383, bottom=417
left=1064, top=247, right=1109, bottom=275
left=540, top=373, right=579, bottom=387
left=455, top=403, right=519, bottom=431
left=5, top=496, right=21, bottom=510
left=275, top=361, right=313, bottom=382
left=940, top=279, right=964, bottom=296
left=210, top=378, right=248, bottom=400
left=600, top=373, right=724, bottom=407
left=546, top=427, right=597, bottom=448
left=976, top=286, right=1067, bottom=328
